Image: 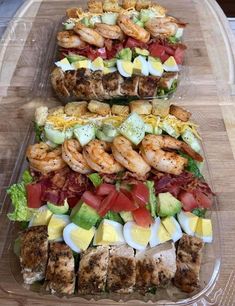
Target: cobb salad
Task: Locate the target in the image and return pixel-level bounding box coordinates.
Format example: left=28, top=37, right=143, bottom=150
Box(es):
left=7, top=100, right=214, bottom=297
left=51, top=0, right=187, bottom=102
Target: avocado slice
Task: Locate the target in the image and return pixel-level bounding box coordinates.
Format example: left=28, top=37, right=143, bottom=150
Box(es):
left=66, top=55, right=87, bottom=63
left=116, top=48, right=132, bottom=61
left=47, top=199, right=69, bottom=214
left=120, top=211, right=133, bottom=222
left=104, top=58, right=117, bottom=68
left=135, top=47, right=149, bottom=57
left=158, top=192, right=182, bottom=217
left=70, top=202, right=100, bottom=230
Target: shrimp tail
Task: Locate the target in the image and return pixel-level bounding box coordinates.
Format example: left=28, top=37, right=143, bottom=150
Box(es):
left=181, top=143, right=203, bottom=162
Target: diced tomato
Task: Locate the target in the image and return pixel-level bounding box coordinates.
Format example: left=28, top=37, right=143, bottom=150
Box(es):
left=164, top=46, right=175, bottom=56
left=96, top=183, right=115, bottom=196
left=178, top=191, right=198, bottom=212
left=125, top=37, right=148, bottom=49
left=81, top=191, right=101, bottom=210
left=131, top=182, right=149, bottom=207
left=112, top=190, right=137, bottom=212
left=98, top=190, right=118, bottom=216
left=160, top=53, right=170, bottom=62
left=174, top=47, right=185, bottom=64
left=26, top=183, right=42, bottom=208
left=194, top=191, right=213, bottom=209
left=148, top=43, right=166, bottom=58
left=132, top=207, right=153, bottom=227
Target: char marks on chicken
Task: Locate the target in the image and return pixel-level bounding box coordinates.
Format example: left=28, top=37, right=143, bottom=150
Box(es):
left=102, top=71, right=123, bottom=97
left=138, top=76, right=160, bottom=97
left=20, top=225, right=48, bottom=284
left=120, top=76, right=139, bottom=97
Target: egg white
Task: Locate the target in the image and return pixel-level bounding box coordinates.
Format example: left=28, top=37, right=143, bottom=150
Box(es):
left=134, top=55, right=149, bottom=76
left=117, top=60, right=133, bottom=77
left=161, top=216, right=183, bottom=242
left=148, top=60, right=163, bottom=77
left=123, top=221, right=151, bottom=251
left=48, top=214, right=70, bottom=242
left=177, top=211, right=199, bottom=236
left=150, top=217, right=171, bottom=247
left=93, top=219, right=125, bottom=245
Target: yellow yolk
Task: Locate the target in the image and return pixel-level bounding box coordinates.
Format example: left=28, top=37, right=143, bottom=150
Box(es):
left=130, top=224, right=151, bottom=246
left=70, top=227, right=95, bottom=251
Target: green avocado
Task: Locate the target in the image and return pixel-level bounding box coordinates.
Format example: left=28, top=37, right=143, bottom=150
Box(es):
left=117, top=48, right=132, bottom=61
left=157, top=192, right=182, bottom=217
left=66, top=55, right=87, bottom=63
left=70, top=202, right=100, bottom=230
left=47, top=199, right=69, bottom=214
left=104, top=58, right=117, bottom=68
left=135, top=47, right=149, bottom=57
left=120, top=211, right=133, bottom=222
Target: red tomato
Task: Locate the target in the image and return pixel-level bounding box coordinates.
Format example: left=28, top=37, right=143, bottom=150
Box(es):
left=178, top=191, right=198, bottom=212
left=148, top=43, right=166, bottom=58
left=132, top=207, right=153, bottom=227
left=194, top=191, right=213, bottom=209
left=26, top=183, right=42, bottom=208
left=81, top=191, right=101, bottom=210
left=174, top=47, right=185, bottom=64
left=112, top=190, right=137, bottom=212
left=125, top=37, right=148, bottom=49
left=96, top=183, right=115, bottom=196
left=164, top=46, right=175, bottom=56
left=98, top=190, right=118, bottom=216
left=160, top=53, right=170, bottom=62
left=131, top=183, right=149, bottom=207
left=67, top=197, right=80, bottom=208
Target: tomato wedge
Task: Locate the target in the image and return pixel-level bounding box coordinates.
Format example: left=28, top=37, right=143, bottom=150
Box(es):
left=81, top=191, right=102, bottom=210
left=26, top=183, right=42, bottom=208
left=112, top=190, right=137, bottom=212
left=178, top=191, right=198, bottom=212
left=132, top=207, right=153, bottom=227
left=96, top=183, right=115, bottom=196
left=174, top=47, right=185, bottom=64
left=98, top=190, right=118, bottom=217
left=194, top=191, right=213, bottom=209
left=131, top=182, right=149, bottom=207
left=148, top=43, right=166, bottom=58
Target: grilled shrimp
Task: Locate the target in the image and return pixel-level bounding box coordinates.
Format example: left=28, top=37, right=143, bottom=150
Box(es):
left=57, top=31, right=87, bottom=49
left=94, top=23, right=124, bottom=40
left=74, top=23, right=104, bottom=47
left=117, top=14, right=150, bottom=43
left=62, top=139, right=92, bottom=174
left=83, top=139, right=124, bottom=174
left=26, top=143, right=66, bottom=174
left=145, top=17, right=186, bottom=38
left=140, top=135, right=203, bottom=175
left=111, top=136, right=151, bottom=176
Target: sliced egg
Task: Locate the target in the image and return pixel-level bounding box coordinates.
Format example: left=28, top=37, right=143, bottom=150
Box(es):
left=133, top=55, right=149, bottom=76
left=72, top=59, right=92, bottom=70
left=29, top=205, right=53, bottom=227
left=123, top=221, right=151, bottom=251
left=150, top=217, right=171, bottom=247
left=148, top=59, right=164, bottom=77
left=48, top=214, right=70, bottom=241
left=195, top=218, right=213, bottom=243
left=177, top=210, right=199, bottom=236
left=93, top=219, right=125, bottom=245
left=55, top=58, right=74, bottom=71
left=161, top=216, right=183, bottom=242
left=163, top=56, right=179, bottom=72
left=103, top=66, right=117, bottom=74
left=91, top=56, right=104, bottom=71
left=117, top=60, right=133, bottom=77
left=63, top=223, right=95, bottom=253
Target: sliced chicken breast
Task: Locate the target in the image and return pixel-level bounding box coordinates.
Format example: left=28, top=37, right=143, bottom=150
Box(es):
left=135, top=241, right=176, bottom=292
left=107, top=245, right=136, bottom=293
left=45, top=242, right=75, bottom=295
left=102, top=71, right=124, bottom=97
left=138, top=76, right=159, bottom=97
left=120, top=76, right=139, bottom=97
left=173, top=234, right=204, bottom=293
left=78, top=246, right=109, bottom=294
left=20, top=225, right=48, bottom=284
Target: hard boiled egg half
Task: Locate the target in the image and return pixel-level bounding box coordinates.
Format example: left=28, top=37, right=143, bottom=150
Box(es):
left=163, top=56, right=179, bottom=72
left=161, top=216, right=183, bottom=242
left=133, top=55, right=149, bottom=76
left=117, top=60, right=133, bottom=77
left=63, top=223, right=96, bottom=253
left=123, top=221, right=151, bottom=251
left=150, top=217, right=171, bottom=247
left=91, top=56, right=104, bottom=71
left=195, top=218, right=213, bottom=243
left=93, top=219, right=125, bottom=245
left=177, top=210, right=199, bottom=236
left=29, top=205, right=53, bottom=227
left=148, top=57, right=164, bottom=77
left=48, top=214, right=70, bottom=241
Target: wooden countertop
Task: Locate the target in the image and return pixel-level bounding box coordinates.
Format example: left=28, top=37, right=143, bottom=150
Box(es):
left=0, top=0, right=235, bottom=305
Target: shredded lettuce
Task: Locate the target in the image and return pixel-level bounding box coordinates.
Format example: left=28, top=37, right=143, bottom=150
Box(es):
left=145, top=181, right=157, bottom=217
left=192, top=208, right=207, bottom=218
left=168, top=36, right=180, bottom=44
left=88, top=173, right=103, bottom=187
left=33, top=121, right=44, bottom=142
left=7, top=170, right=34, bottom=222
left=180, top=153, right=203, bottom=179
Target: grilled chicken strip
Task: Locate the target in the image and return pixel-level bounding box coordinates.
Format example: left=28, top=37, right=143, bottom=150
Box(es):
left=173, top=234, right=204, bottom=293
left=78, top=246, right=109, bottom=294
left=135, top=241, right=176, bottom=292
left=102, top=71, right=124, bottom=97
left=20, top=225, right=48, bottom=284
left=107, top=245, right=136, bottom=293
left=45, top=242, right=75, bottom=295
left=120, top=76, right=139, bottom=97
left=138, top=76, right=160, bottom=97
left=51, top=67, right=70, bottom=99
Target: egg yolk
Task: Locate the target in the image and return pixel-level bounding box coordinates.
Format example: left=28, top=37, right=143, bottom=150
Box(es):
left=131, top=224, right=151, bottom=246
left=70, top=227, right=95, bottom=251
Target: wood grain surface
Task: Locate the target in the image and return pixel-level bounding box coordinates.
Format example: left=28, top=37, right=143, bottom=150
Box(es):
left=0, top=0, right=235, bottom=305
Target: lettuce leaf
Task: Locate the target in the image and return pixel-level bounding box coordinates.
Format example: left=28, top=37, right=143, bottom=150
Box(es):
left=179, top=153, right=203, bottom=179
left=145, top=180, right=157, bottom=217
left=7, top=170, right=34, bottom=222
left=88, top=173, right=103, bottom=187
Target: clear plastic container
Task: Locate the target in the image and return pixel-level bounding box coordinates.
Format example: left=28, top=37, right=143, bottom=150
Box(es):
left=0, top=0, right=226, bottom=304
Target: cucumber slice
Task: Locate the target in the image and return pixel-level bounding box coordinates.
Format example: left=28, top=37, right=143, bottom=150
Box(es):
left=65, top=128, right=73, bottom=140
left=102, top=124, right=119, bottom=138
left=101, top=13, right=118, bottom=25
left=144, top=123, right=153, bottom=134
left=44, top=124, right=65, bottom=144
left=63, top=22, right=75, bottom=30
left=161, top=121, right=180, bottom=138
left=90, top=15, right=102, bottom=27
left=154, top=126, right=162, bottom=135
left=96, top=129, right=113, bottom=142
left=74, top=124, right=95, bottom=146
left=118, top=112, right=145, bottom=145
left=181, top=128, right=201, bottom=153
